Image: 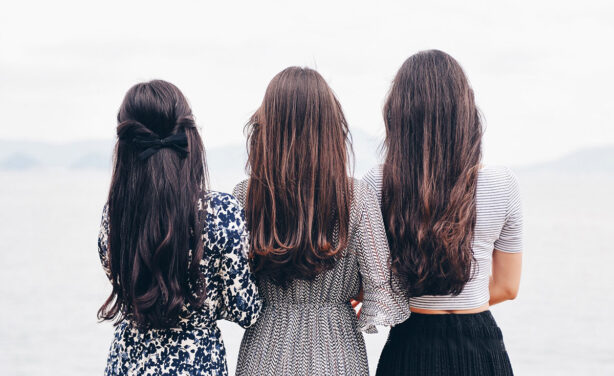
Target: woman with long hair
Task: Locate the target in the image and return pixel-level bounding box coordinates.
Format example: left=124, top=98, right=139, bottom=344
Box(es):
left=97, top=80, right=261, bottom=375
left=364, top=50, right=523, bottom=375
left=232, top=67, right=409, bottom=375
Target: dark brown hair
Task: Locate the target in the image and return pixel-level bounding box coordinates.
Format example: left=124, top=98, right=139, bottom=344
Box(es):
left=245, top=67, right=352, bottom=285
left=98, top=80, right=209, bottom=328
left=382, top=50, right=482, bottom=297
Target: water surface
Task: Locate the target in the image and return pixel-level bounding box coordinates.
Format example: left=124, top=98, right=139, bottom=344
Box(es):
left=0, top=170, right=611, bottom=375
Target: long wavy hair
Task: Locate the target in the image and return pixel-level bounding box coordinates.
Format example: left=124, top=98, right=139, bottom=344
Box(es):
left=245, top=67, right=352, bottom=286
left=382, top=50, right=482, bottom=297
left=98, top=80, right=209, bottom=328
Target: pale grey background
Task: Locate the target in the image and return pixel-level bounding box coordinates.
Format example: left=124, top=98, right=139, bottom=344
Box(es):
left=1, top=0, right=613, bottom=375
left=1, top=0, right=613, bottom=164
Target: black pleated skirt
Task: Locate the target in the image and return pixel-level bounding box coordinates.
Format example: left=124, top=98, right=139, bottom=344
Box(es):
left=376, top=311, right=513, bottom=376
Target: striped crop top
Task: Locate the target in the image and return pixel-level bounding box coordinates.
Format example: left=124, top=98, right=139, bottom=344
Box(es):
left=363, top=165, right=523, bottom=310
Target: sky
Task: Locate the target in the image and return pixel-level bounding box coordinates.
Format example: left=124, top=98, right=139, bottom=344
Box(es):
left=1, top=0, right=613, bottom=165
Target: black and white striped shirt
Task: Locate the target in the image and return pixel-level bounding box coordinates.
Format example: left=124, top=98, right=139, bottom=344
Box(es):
left=363, top=165, right=523, bottom=310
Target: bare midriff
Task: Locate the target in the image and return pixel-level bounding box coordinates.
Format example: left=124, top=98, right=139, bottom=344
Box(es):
left=410, top=302, right=489, bottom=315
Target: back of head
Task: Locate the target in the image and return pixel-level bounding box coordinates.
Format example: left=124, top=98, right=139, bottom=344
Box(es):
left=245, top=67, right=353, bottom=285
left=99, top=80, right=209, bottom=328
left=382, top=50, right=482, bottom=297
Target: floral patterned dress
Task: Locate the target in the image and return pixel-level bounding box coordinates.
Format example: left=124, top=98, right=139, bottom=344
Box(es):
left=98, top=191, right=262, bottom=376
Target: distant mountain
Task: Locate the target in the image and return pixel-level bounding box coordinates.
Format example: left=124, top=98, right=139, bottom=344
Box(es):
left=517, top=145, right=614, bottom=173
left=70, top=153, right=113, bottom=170
left=0, top=140, right=115, bottom=170
left=11, top=135, right=611, bottom=177
left=0, top=153, right=41, bottom=170
left=0, top=129, right=382, bottom=174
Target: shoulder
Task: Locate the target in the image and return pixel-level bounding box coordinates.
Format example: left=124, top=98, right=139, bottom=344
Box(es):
left=362, top=165, right=384, bottom=191
left=476, top=166, right=521, bottom=204
left=101, top=202, right=109, bottom=222
left=201, top=191, right=246, bottom=232
left=478, top=165, right=516, bottom=179
left=349, top=177, right=381, bottom=220
left=231, top=180, right=249, bottom=207
left=99, top=203, right=110, bottom=233
left=477, top=166, right=519, bottom=190
left=360, top=165, right=384, bottom=205
left=205, top=190, right=243, bottom=212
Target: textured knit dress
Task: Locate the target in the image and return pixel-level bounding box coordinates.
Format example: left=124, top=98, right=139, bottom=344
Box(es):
left=232, top=179, right=410, bottom=376
left=98, top=191, right=262, bottom=376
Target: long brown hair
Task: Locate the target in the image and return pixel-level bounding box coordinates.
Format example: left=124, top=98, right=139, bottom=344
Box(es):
left=245, top=67, right=352, bottom=285
left=98, top=80, right=209, bottom=328
left=382, top=50, right=482, bottom=297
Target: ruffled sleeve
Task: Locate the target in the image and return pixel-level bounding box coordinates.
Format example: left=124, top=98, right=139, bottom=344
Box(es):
left=352, top=182, right=410, bottom=333
left=216, top=194, right=262, bottom=328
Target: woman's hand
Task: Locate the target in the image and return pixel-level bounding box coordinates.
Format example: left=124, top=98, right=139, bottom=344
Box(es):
left=350, top=288, right=364, bottom=318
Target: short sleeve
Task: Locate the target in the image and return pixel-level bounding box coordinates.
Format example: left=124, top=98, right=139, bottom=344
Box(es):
left=216, top=195, right=262, bottom=328
left=97, top=204, right=112, bottom=281
left=353, top=183, right=410, bottom=333
left=494, top=169, right=523, bottom=253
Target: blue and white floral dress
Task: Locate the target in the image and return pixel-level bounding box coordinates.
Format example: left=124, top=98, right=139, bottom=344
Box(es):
left=98, top=191, right=262, bottom=376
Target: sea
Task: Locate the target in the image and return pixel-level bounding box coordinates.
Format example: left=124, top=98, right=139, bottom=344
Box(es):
left=0, top=168, right=612, bottom=375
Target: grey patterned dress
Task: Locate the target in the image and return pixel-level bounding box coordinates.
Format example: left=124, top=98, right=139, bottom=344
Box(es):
left=232, top=179, right=410, bottom=376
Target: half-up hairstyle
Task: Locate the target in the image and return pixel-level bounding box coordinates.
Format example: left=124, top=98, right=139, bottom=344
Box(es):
left=382, top=50, right=482, bottom=297
left=245, top=67, right=352, bottom=286
left=98, top=80, right=209, bottom=328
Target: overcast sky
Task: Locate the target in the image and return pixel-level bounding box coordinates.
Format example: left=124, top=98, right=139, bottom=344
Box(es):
left=1, top=0, right=612, bottom=165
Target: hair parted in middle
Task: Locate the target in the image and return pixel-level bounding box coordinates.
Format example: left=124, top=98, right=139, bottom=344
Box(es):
left=381, top=50, right=482, bottom=298
left=244, top=66, right=353, bottom=286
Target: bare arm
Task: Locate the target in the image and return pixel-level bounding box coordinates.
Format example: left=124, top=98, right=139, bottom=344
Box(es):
left=490, top=169, right=523, bottom=306
left=489, top=250, right=522, bottom=306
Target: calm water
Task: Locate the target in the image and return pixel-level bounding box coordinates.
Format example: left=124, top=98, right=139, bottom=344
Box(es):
left=0, top=169, right=612, bottom=375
